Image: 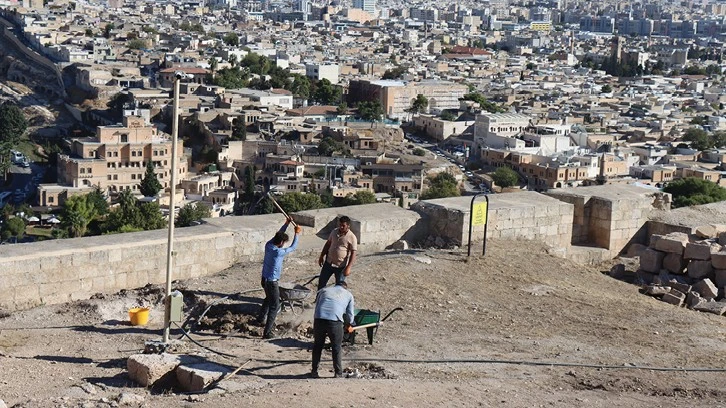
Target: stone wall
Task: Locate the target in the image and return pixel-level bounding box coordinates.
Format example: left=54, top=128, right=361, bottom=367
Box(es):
left=0, top=204, right=420, bottom=312
left=411, top=192, right=574, bottom=252
left=545, top=185, right=671, bottom=258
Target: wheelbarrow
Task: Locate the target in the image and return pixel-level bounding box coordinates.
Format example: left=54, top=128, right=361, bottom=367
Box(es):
left=345, top=307, right=403, bottom=345
left=279, top=276, right=318, bottom=315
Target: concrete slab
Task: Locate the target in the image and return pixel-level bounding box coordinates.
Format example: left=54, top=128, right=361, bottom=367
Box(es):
left=176, top=362, right=231, bottom=392
left=127, top=353, right=181, bottom=387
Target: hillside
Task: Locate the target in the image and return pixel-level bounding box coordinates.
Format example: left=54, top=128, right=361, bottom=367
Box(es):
left=0, top=238, right=724, bottom=407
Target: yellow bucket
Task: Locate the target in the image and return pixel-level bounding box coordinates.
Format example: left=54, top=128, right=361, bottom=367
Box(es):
left=128, top=307, right=150, bottom=326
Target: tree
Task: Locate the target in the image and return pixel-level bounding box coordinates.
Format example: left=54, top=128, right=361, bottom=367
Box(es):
left=382, top=66, right=407, bottom=80
left=421, top=173, right=460, bottom=199
left=290, top=75, right=311, bottom=99
left=127, top=39, right=146, bottom=50
left=103, top=23, right=114, bottom=38
left=223, top=32, right=239, bottom=46
left=1, top=217, right=25, bottom=241
left=106, top=92, right=130, bottom=120
left=102, top=190, right=165, bottom=233
left=461, top=92, right=506, bottom=113
left=492, top=167, right=519, bottom=187
left=317, top=135, right=349, bottom=156
left=138, top=202, right=167, bottom=230
left=601, top=84, right=613, bottom=93
left=336, top=102, right=348, bottom=115
left=86, top=188, right=109, bottom=216
left=357, top=101, right=383, bottom=121
left=208, top=57, right=218, bottom=73
left=60, top=194, right=98, bottom=237
left=228, top=54, right=237, bottom=67
left=231, top=120, right=247, bottom=141
left=213, top=66, right=249, bottom=88
left=339, top=190, right=376, bottom=206
left=413, top=148, right=426, bottom=156
left=176, top=202, right=211, bottom=227
left=139, top=161, right=162, bottom=197
left=85, top=28, right=93, bottom=37
left=683, top=127, right=713, bottom=151
left=663, top=177, right=726, bottom=208
left=407, top=94, right=429, bottom=115
left=440, top=111, right=457, bottom=121
left=0, top=103, right=27, bottom=178
left=276, top=192, right=327, bottom=213
left=313, top=79, right=341, bottom=105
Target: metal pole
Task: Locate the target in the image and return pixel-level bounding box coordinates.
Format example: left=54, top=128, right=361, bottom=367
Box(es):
left=162, top=77, right=181, bottom=344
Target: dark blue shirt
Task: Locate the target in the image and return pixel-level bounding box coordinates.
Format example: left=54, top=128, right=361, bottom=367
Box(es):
left=261, top=223, right=298, bottom=281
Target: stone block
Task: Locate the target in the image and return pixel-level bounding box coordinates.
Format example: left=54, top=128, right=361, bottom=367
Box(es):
left=719, top=232, right=726, bottom=246
left=687, top=260, right=713, bottom=279
left=639, top=248, right=665, bottom=273
left=649, top=234, right=663, bottom=249
left=715, top=269, right=726, bottom=288
left=644, top=285, right=670, bottom=296
left=693, top=300, right=726, bottom=315
left=695, top=224, right=726, bottom=239
left=711, top=251, right=726, bottom=269
left=626, top=243, right=648, bottom=258
left=683, top=242, right=717, bottom=260
left=661, top=290, right=685, bottom=306
left=669, top=281, right=692, bottom=294
left=663, top=253, right=687, bottom=274
left=176, top=362, right=229, bottom=392
left=654, top=233, right=689, bottom=255
left=686, top=291, right=705, bottom=309
left=692, top=279, right=719, bottom=299
left=127, top=353, right=181, bottom=387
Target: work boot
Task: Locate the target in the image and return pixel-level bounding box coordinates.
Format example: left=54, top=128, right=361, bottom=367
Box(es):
left=308, top=371, right=320, bottom=379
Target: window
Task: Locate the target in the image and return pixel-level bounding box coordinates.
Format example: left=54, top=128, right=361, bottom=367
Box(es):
left=87, top=168, right=92, bottom=174
left=121, top=134, right=128, bottom=143
left=131, top=174, right=136, bottom=180
left=113, top=175, right=118, bottom=180
left=80, top=168, right=85, bottom=174
left=107, top=175, right=112, bottom=180
left=49, top=197, right=54, bottom=203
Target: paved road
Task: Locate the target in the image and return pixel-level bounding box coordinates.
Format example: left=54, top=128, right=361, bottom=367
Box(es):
left=1, top=162, right=46, bottom=205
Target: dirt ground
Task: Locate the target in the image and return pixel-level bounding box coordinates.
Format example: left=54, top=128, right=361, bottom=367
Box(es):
left=1, top=239, right=725, bottom=407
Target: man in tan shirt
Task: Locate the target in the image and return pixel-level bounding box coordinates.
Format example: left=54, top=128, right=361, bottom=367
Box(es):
left=317, top=216, right=357, bottom=290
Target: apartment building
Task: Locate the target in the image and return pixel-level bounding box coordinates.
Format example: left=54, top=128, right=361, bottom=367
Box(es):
left=347, top=79, right=467, bottom=120
left=473, top=113, right=531, bottom=151
left=360, top=163, right=424, bottom=195
left=38, top=116, right=188, bottom=206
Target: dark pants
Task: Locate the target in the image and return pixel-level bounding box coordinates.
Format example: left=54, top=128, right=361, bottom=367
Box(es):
left=311, top=318, right=344, bottom=376
left=318, top=262, right=345, bottom=290
left=257, top=280, right=279, bottom=337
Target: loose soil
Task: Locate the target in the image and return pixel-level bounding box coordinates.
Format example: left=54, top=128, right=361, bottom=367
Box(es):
left=1, top=239, right=725, bottom=407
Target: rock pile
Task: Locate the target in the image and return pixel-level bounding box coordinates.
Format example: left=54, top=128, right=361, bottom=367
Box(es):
left=636, top=231, right=726, bottom=315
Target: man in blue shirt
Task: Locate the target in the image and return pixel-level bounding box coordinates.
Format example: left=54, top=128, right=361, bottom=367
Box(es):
left=310, top=281, right=355, bottom=378
left=257, top=218, right=301, bottom=339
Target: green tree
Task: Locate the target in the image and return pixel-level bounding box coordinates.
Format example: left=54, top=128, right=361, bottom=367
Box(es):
left=139, top=161, right=162, bottom=197
left=138, top=202, right=167, bottom=230
left=492, top=167, right=519, bottom=187
left=683, top=127, right=713, bottom=151
left=413, top=148, right=426, bottom=156
left=290, top=75, right=311, bottom=99
left=357, top=101, right=384, bottom=121
left=0, top=103, right=28, bottom=178
left=176, top=202, right=211, bottom=227
left=106, top=92, right=130, bottom=120
left=440, top=111, right=457, bottom=121
left=60, top=194, right=98, bottom=237
left=223, top=32, right=239, bottom=46
left=664, top=177, right=726, bottom=208
left=103, top=23, right=114, bottom=38
left=382, top=66, right=407, bottom=79
left=421, top=173, right=460, bottom=199
left=231, top=120, right=247, bottom=141
left=1, top=216, right=25, bottom=241
left=461, top=92, right=506, bottom=113
left=213, top=66, right=249, bottom=88
left=336, top=102, right=348, bottom=115
left=86, top=188, right=109, bottom=216
left=317, top=136, right=349, bottom=156
left=208, top=57, right=218, bottom=73
left=85, top=28, right=93, bottom=37
left=277, top=192, right=327, bottom=213
left=339, top=190, right=376, bottom=206
left=313, top=79, right=341, bottom=105
left=407, top=94, right=429, bottom=115
left=601, top=84, right=613, bottom=93
left=127, top=39, right=146, bottom=50
left=228, top=54, right=237, bottom=67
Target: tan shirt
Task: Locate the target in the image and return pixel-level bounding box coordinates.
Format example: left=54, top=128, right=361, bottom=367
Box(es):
left=326, top=229, right=357, bottom=267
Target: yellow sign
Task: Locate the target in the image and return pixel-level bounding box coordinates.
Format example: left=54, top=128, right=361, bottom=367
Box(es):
left=472, top=202, right=487, bottom=226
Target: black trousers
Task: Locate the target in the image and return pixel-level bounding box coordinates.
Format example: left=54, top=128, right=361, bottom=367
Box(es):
left=257, top=280, right=279, bottom=337
left=317, top=262, right=345, bottom=290
left=312, top=318, right=344, bottom=375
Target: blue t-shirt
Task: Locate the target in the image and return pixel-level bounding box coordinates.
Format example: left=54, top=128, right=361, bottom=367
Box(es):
left=261, top=223, right=298, bottom=281
left=314, top=285, right=355, bottom=323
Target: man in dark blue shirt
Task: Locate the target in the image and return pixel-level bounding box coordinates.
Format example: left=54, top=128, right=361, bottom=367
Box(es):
left=257, top=218, right=301, bottom=339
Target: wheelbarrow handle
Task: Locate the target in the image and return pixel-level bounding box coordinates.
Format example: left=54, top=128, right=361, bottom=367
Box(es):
left=350, top=322, right=380, bottom=331
left=381, top=307, right=403, bottom=322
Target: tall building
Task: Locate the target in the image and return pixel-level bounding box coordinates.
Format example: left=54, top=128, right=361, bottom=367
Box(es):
left=347, top=80, right=468, bottom=120
left=38, top=116, right=188, bottom=206
left=353, top=0, right=375, bottom=14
